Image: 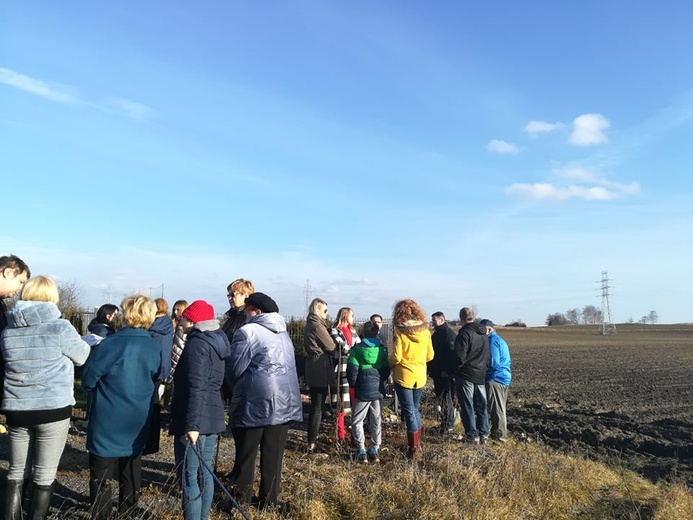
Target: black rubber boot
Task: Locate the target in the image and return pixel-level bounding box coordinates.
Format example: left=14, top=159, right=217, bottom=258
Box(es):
left=3, top=479, right=23, bottom=520
left=28, top=482, right=53, bottom=520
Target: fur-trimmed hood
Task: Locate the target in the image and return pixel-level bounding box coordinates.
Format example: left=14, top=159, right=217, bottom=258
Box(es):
left=395, top=319, right=429, bottom=339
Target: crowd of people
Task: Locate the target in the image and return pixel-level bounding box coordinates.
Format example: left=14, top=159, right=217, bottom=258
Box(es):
left=0, top=253, right=512, bottom=519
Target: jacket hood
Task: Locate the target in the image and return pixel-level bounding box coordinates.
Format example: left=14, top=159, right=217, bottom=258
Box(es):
left=463, top=320, right=488, bottom=336
left=396, top=319, right=429, bottom=340
left=8, top=300, right=61, bottom=327
left=190, top=322, right=231, bottom=360
left=351, top=338, right=384, bottom=364
left=149, top=315, right=174, bottom=336
left=247, top=312, right=287, bottom=334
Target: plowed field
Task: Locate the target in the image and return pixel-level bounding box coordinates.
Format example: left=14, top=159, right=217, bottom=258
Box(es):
left=502, top=323, right=693, bottom=485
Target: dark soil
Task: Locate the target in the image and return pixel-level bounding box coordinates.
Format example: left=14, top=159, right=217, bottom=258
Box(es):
left=503, top=323, right=693, bottom=485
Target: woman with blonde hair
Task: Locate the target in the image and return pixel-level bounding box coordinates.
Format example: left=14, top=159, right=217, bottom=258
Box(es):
left=303, top=298, right=336, bottom=453
left=1, top=275, right=90, bottom=519
left=390, top=299, right=434, bottom=459
left=82, top=294, right=161, bottom=519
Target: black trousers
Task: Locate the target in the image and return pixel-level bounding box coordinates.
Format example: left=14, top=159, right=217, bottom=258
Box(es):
left=89, top=453, right=141, bottom=519
left=231, top=423, right=290, bottom=507
left=307, top=387, right=327, bottom=445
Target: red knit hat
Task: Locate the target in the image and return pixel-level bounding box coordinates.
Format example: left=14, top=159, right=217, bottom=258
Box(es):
left=182, top=300, right=215, bottom=323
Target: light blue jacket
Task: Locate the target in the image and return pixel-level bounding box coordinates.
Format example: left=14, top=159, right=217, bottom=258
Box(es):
left=0, top=300, right=89, bottom=411
left=486, top=331, right=512, bottom=386
left=226, top=313, right=303, bottom=428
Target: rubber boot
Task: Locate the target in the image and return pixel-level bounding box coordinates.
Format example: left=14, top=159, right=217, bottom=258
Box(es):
left=28, top=482, right=53, bottom=520
left=406, top=428, right=423, bottom=460
left=3, top=479, right=23, bottom=520
left=22, top=479, right=33, bottom=517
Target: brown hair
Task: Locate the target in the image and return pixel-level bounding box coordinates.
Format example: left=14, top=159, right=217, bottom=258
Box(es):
left=335, top=307, right=353, bottom=328
left=155, top=297, right=169, bottom=316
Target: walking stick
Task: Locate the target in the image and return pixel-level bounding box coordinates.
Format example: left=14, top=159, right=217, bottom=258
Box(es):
left=213, top=433, right=222, bottom=473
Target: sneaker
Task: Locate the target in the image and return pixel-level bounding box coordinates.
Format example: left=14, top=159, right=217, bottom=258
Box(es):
left=480, top=436, right=489, bottom=445
left=367, top=447, right=380, bottom=463
left=467, top=436, right=481, bottom=445
left=356, top=449, right=368, bottom=463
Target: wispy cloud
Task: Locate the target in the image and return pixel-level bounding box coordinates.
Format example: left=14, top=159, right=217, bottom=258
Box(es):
left=486, top=139, right=521, bottom=155
left=0, top=67, right=154, bottom=120
left=570, top=113, right=610, bottom=146
left=524, top=120, right=563, bottom=135
left=0, top=67, right=79, bottom=104
left=505, top=182, right=639, bottom=201
left=105, top=97, right=155, bottom=120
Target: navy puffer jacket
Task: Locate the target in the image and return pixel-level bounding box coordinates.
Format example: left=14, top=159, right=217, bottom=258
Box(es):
left=226, top=313, right=303, bottom=428
left=169, top=321, right=231, bottom=436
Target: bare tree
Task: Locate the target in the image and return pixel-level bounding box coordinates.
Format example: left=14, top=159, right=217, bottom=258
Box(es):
left=582, top=305, right=603, bottom=324
left=57, top=279, right=86, bottom=316
left=565, top=308, right=580, bottom=325
left=648, top=310, right=659, bottom=324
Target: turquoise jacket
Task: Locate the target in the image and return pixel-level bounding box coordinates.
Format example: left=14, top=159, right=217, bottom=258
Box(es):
left=82, top=327, right=161, bottom=457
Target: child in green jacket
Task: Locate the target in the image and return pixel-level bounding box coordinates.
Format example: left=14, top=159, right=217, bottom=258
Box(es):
left=346, top=321, right=390, bottom=463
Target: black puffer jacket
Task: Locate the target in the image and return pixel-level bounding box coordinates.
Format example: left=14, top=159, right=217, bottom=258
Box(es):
left=169, top=321, right=231, bottom=436
left=453, top=321, right=490, bottom=385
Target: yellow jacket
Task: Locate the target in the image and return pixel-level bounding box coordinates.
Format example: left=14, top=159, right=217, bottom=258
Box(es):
left=390, top=321, right=434, bottom=389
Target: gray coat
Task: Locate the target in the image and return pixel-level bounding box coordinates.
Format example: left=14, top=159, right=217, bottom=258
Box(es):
left=303, top=313, right=337, bottom=388
left=1, top=300, right=89, bottom=411
left=226, top=313, right=302, bottom=428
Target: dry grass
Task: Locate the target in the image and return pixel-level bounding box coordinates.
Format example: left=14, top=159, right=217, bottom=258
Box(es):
left=224, top=436, right=692, bottom=520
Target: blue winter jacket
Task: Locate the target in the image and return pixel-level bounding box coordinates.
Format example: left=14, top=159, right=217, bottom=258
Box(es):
left=486, top=331, right=512, bottom=386
left=82, top=327, right=161, bottom=457
left=1, top=300, right=90, bottom=411
left=149, top=316, right=174, bottom=380
left=226, top=313, right=303, bottom=428
left=346, top=338, right=390, bottom=401
left=169, top=320, right=231, bottom=436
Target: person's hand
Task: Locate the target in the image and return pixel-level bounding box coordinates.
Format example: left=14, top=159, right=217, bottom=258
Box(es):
left=186, top=431, right=199, bottom=445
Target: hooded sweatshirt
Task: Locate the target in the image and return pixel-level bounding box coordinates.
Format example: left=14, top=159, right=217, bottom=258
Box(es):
left=226, top=312, right=303, bottom=428
left=1, top=300, right=89, bottom=419
left=454, top=321, right=490, bottom=385
left=390, top=320, right=434, bottom=389
left=169, top=319, right=231, bottom=436
left=149, top=315, right=174, bottom=380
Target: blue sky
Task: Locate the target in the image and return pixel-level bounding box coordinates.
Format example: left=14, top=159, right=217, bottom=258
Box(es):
left=2, top=1, right=692, bottom=326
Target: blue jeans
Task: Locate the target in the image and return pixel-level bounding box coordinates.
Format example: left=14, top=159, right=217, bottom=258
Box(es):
left=175, top=434, right=217, bottom=520
left=455, top=376, right=489, bottom=440
left=395, top=384, right=423, bottom=433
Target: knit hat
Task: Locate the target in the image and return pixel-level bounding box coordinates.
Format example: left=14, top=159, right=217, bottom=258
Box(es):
left=245, top=292, right=279, bottom=313
left=182, top=300, right=215, bottom=323
left=479, top=319, right=496, bottom=328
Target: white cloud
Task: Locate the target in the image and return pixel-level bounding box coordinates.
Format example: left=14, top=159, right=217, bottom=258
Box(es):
left=0, top=67, right=79, bottom=104
left=486, top=139, right=521, bottom=155
left=105, top=97, right=155, bottom=120
left=505, top=181, right=639, bottom=201
left=524, top=120, right=562, bottom=135
left=570, top=113, right=610, bottom=146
